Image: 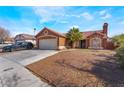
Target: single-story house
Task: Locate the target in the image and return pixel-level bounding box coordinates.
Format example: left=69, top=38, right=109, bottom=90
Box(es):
left=14, top=34, right=36, bottom=45
left=35, top=23, right=114, bottom=50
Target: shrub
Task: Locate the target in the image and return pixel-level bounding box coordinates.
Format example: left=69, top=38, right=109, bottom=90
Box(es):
left=112, top=34, right=124, bottom=47
left=116, top=46, right=124, bottom=68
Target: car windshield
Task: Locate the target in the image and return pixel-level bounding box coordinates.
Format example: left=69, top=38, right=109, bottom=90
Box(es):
left=16, top=42, right=22, bottom=45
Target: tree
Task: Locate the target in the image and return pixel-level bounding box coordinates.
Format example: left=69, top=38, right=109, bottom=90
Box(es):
left=116, top=46, right=124, bottom=69
left=0, top=27, right=11, bottom=44
left=112, top=34, right=124, bottom=47
left=66, top=27, right=82, bottom=48
left=113, top=34, right=124, bottom=68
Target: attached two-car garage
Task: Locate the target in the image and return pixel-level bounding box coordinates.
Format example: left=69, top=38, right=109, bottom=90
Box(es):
left=39, top=38, right=57, bottom=50
left=36, top=27, right=66, bottom=50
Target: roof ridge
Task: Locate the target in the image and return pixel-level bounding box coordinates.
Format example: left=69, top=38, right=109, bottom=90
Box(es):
left=36, top=27, right=65, bottom=37
left=45, top=27, right=64, bottom=35
left=17, top=33, right=34, bottom=36
left=81, top=30, right=103, bottom=33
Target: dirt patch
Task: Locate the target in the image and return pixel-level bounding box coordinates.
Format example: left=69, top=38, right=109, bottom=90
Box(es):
left=27, top=49, right=124, bottom=87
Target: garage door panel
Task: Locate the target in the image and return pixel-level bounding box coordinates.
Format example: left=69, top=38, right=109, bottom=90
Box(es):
left=39, top=39, right=57, bottom=50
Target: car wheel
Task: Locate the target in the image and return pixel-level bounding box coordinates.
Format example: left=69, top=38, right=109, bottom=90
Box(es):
left=30, top=45, right=33, bottom=49
left=27, top=45, right=33, bottom=49
left=9, top=48, right=14, bottom=52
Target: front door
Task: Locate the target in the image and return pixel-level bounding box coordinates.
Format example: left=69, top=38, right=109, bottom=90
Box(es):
left=80, top=40, right=86, bottom=48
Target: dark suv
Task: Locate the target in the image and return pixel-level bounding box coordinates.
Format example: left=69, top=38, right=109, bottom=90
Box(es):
left=2, top=42, right=34, bottom=52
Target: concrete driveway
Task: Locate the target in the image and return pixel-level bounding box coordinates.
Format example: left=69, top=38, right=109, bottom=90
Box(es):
left=0, top=49, right=58, bottom=87
left=0, top=57, right=51, bottom=87
left=0, top=49, right=58, bottom=66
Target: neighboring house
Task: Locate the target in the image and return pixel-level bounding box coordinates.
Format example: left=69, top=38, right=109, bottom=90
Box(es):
left=0, top=37, right=14, bottom=44
left=36, top=23, right=114, bottom=50
left=14, top=34, right=36, bottom=45
left=4, top=37, right=14, bottom=44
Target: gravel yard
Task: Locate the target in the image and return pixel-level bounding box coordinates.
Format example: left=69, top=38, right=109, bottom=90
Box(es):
left=27, top=49, right=124, bottom=87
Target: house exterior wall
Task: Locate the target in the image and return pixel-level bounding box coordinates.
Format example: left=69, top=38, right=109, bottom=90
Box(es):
left=36, top=29, right=66, bottom=49
left=15, top=35, right=25, bottom=41
left=86, top=33, right=106, bottom=49
left=106, top=41, right=115, bottom=50
left=58, top=37, right=66, bottom=49
left=102, top=38, right=107, bottom=49
left=75, top=41, right=80, bottom=48
left=85, top=39, right=89, bottom=48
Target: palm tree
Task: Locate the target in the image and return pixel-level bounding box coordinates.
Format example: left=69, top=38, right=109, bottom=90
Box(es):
left=66, top=27, right=82, bottom=48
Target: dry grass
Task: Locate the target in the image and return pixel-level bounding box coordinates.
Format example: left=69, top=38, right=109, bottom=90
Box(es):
left=27, top=49, right=124, bottom=87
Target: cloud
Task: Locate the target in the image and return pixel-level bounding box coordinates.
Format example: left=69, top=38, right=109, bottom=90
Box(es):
left=99, top=10, right=106, bottom=16
left=99, top=9, right=112, bottom=19
left=81, top=12, right=93, bottom=20
left=69, top=14, right=80, bottom=18
left=33, top=7, right=66, bottom=23
left=70, top=25, right=79, bottom=28
left=119, top=20, right=124, bottom=25
left=109, top=29, right=124, bottom=37
left=0, top=19, right=34, bottom=37
left=101, top=13, right=112, bottom=19
left=33, top=7, right=94, bottom=23
left=60, top=21, right=68, bottom=24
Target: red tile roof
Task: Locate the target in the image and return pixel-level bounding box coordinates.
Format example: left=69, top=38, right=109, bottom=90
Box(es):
left=36, top=27, right=107, bottom=39
left=36, top=27, right=66, bottom=38
left=81, top=30, right=104, bottom=39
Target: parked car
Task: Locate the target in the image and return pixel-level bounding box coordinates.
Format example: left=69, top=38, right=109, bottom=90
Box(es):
left=2, top=42, right=34, bottom=52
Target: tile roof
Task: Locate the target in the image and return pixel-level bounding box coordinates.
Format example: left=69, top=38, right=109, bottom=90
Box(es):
left=81, top=30, right=104, bottom=39
left=15, top=34, right=35, bottom=40
left=36, top=27, right=66, bottom=38
left=36, top=27, right=107, bottom=39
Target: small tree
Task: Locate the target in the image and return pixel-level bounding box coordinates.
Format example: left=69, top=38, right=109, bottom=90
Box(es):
left=0, top=27, right=10, bottom=43
left=112, top=34, right=124, bottom=47
left=66, top=27, right=82, bottom=48
left=116, top=46, right=124, bottom=69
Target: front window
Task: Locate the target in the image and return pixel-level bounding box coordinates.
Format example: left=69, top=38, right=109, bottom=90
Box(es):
left=90, top=37, right=101, bottom=49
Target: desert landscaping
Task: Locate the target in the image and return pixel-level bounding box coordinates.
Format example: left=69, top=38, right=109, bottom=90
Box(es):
left=27, top=49, right=124, bottom=87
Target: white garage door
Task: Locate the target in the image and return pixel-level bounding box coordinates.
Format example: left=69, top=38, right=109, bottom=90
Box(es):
left=39, top=39, right=57, bottom=50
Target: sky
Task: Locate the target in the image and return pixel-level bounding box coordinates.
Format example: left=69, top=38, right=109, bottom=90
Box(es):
left=0, top=6, right=124, bottom=37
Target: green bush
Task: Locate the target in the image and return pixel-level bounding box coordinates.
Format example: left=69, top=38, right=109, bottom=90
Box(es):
left=112, top=34, right=124, bottom=47
left=116, top=46, right=124, bottom=68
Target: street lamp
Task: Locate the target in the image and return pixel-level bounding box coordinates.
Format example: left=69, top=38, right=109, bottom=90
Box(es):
left=34, top=28, right=36, bottom=36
